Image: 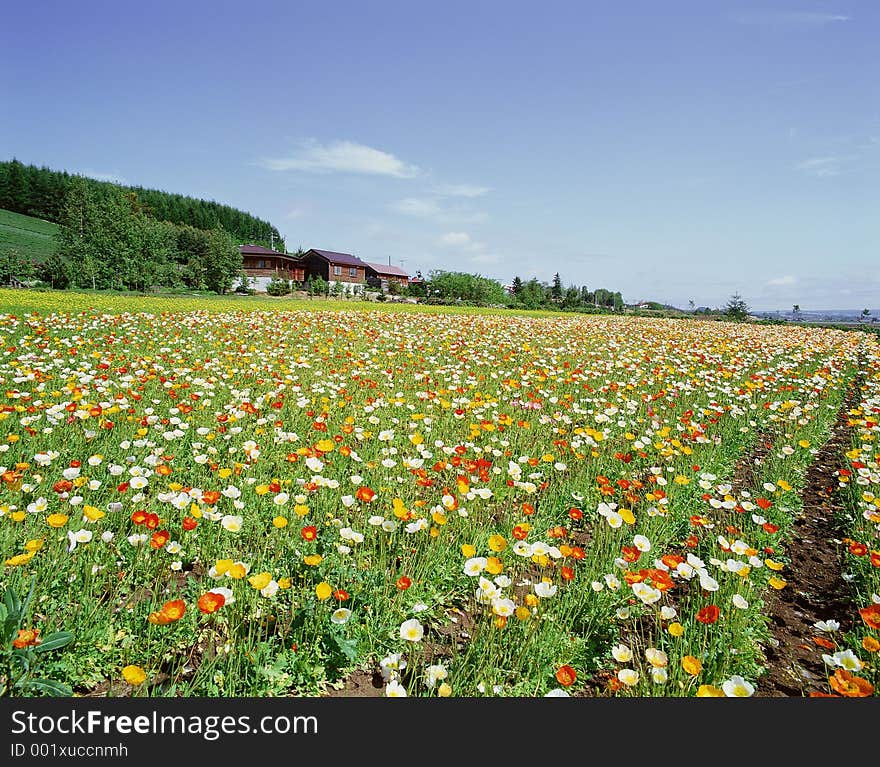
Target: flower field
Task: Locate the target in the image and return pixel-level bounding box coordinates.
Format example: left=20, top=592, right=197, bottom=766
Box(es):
left=1, top=290, right=878, bottom=697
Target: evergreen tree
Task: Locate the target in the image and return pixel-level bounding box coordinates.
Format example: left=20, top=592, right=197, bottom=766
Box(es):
left=724, top=293, right=750, bottom=321
left=551, top=272, right=563, bottom=301
left=511, top=276, right=523, bottom=295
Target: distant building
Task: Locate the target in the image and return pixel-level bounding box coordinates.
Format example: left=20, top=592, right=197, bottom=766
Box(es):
left=239, top=245, right=305, bottom=292
left=364, top=262, right=410, bottom=291
left=302, top=249, right=368, bottom=286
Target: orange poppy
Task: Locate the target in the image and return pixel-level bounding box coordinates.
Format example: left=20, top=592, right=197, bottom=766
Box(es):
left=512, top=524, right=530, bottom=541
left=148, top=599, right=186, bottom=625
left=828, top=669, right=874, bottom=697
left=622, top=546, right=642, bottom=564
left=12, top=628, right=41, bottom=649
left=182, top=516, right=198, bottom=531
left=555, top=665, right=577, bottom=687
left=396, top=576, right=412, bottom=591
left=197, top=592, right=225, bottom=614
left=859, top=604, right=880, bottom=630
left=355, top=486, right=376, bottom=503
left=849, top=541, right=868, bottom=557
left=150, top=530, right=170, bottom=549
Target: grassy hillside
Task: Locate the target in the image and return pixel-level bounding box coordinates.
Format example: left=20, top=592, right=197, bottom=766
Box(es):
left=0, top=207, right=58, bottom=262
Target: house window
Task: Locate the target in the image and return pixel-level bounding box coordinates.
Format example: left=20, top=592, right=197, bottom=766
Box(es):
left=349, top=267, right=357, bottom=277
left=258, top=259, right=266, bottom=268
left=333, top=266, right=342, bottom=276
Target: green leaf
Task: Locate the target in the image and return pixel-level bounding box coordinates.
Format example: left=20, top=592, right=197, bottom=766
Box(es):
left=32, top=631, right=74, bottom=653
left=3, top=616, right=19, bottom=644
left=0, top=603, right=7, bottom=624
left=4, top=588, right=21, bottom=622
left=25, top=678, right=72, bottom=697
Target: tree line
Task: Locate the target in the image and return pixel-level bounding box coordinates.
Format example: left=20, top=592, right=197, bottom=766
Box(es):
left=44, top=179, right=242, bottom=293
left=403, top=270, right=624, bottom=311
left=0, top=158, right=282, bottom=250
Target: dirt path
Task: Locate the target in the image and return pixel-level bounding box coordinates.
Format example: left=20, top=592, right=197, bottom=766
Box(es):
left=756, top=377, right=862, bottom=697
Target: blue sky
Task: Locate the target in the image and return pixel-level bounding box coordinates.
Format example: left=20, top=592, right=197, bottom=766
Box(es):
left=2, top=1, right=878, bottom=310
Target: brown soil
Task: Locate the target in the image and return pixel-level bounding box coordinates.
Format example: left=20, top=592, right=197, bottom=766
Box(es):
left=756, top=379, right=862, bottom=697
left=324, top=668, right=385, bottom=697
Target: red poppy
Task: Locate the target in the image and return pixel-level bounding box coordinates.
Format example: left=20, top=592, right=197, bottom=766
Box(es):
left=182, top=516, right=198, bottom=531
left=197, top=592, right=225, bottom=614
left=683, top=534, right=699, bottom=548
left=696, top=605, right=720, bottom=624
left=621, top=546, right=641, bottom=564
left=150, top=530, right=170, bottom=549
left=870, top=551, right=880, bottom=568
left=131, top=510, right=148, bottom=525
left=333, top=589, right=350, bottom=601
left=756, top=498, right=772, bottom=510
left=521, top=503, right=535, bottom=516
left=569, top=546, right=585, bottom=560
left=568, top=507, right=583, bottom=521
left=762, top=522, right=779, bottom=534
left=53, top=479, right=73, bottom=494
left=355, top=486, right=376, bottom=503
left=848, top=541, right=868, bottom=557
left=144, top=513, right=159, bottom=530
left=202, top=490, right=221, bottom=505
left=859, top=604, right=880, bottom=630
left=396, top=576, right=412, bottom=591
left=561, top=566, right=575, bottom=581
left=813, top=636, right=835, bottom=650
left=555, top=665, right=577, bottom=687
left=512, top=524, right=529, bottom=541
left=301, top=526, right=318, bottom=541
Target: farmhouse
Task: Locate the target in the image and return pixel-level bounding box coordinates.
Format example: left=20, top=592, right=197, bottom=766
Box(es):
left=239, top=244, right=305, bottom=292
left=365, top=262, right=410, bottom=291
left=302, top=249, right=368, bottom=286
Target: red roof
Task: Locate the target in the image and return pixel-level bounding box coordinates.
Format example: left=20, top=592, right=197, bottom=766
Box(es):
left=306, top=249, right=367, bottom=267
left=365, top=262, right=409, bottom=278
left=239, top=244, right=292, bottom=257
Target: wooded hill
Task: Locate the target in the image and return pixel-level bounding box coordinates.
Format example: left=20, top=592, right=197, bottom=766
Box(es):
left=0, top=159, right=282, bottom=250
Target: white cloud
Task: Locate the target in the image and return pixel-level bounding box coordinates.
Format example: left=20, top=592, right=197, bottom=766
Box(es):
left=391, top=198, right=442, bottom=217
left=440, top=231, right=471, bottom=246
left=261, top=140, right=419, bottom=178
left=766, top=275, right=797, bottom=286
left=434, top=184, right=491, bottom=198
left=284, top=203, right=313, bottom=219
left=733, top=12, right=850, bottom=26
left=795, top=156, right=843, bottom=177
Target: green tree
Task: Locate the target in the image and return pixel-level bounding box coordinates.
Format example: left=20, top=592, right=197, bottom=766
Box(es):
left=203, top=227, right=241, bottom=294
left=511, top=276, right=523, bottom=295
left=724, top=292, right=750, bottom=321
left=550, top=272, right=563, bottom=301
left=0, top=249, right=35, bottom=285
left=57, top=178, right=101, bottom=289
left=38, top=251, right=74, bottom=289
